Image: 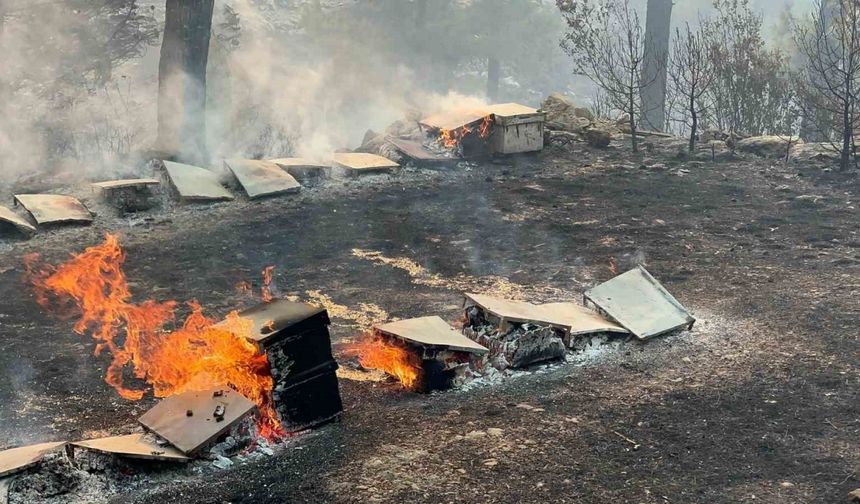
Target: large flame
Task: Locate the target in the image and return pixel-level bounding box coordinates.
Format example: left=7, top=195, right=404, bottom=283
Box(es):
left=436, top=115, right=493, bottom=150
left=344, top=334, right=422, bottom=390
left=25, top=234, right=284, bottom=439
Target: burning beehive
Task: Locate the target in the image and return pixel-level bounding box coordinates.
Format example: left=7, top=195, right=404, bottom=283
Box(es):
left=23, top=234, right=341, bottom=444
left=349, top=316, right=488, bottom=392
left=225, top=299, right=344, bottom=431
left=419, top=103, right=545, bottom=158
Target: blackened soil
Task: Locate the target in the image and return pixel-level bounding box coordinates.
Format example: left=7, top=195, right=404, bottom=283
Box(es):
left=0, top=143, right=858, bottom=503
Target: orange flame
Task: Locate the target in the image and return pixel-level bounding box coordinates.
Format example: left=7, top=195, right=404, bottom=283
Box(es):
left=437, top=125, right=472, bottom=150
left=344, top=334, right=422, bottom=390
left=25, top=234, right=284, bottom=439
left=478, top=115, right=494, bottom=139
left=261, top=266, right=275, bottom=303
left=436, top=115, right=493, bottom=150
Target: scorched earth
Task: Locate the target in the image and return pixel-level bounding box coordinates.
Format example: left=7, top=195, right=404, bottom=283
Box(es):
left=0, top=139, right=858, bottom=503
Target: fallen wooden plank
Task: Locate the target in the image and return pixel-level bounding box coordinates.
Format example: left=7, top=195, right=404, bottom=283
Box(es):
left=138, top=387, right=256, bottom=456
left=584, top=266, right=695, bottom=340
left=161, top=161, right=234, bottom=202
left=0, top=441, right=66, bottom=478
left=225, top=159, right=301, bottom=199
left=464, top=293, right=572, bottom=332
left=268, top=158, right=329, bottom=181
left=13, top=195, right=92, bottom=226
left=538, top=302, right=628, bottom=336
left=375, top=316, right=488, bottom=354
left=0, top=206, right=36, bottom=234
left=70, top=433, right=188, bottom=462
left=91, top=179, right=160, bottom=191
left=385, top=137, right=456, bottom=164
left=332, top=153, right=399, bottom=177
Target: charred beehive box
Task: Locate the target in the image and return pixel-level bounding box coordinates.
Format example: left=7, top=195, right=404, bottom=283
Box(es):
left=237, top=300, right=343, bottom=431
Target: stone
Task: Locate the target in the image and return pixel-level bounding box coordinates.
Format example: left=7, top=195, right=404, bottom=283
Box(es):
left=736, top=135, right=801, bottom=158
left=212, top=455, right=234, bottom=469
left=541, top=93, right=590, bottom=133
left=584, top=129, right=612, bottom=148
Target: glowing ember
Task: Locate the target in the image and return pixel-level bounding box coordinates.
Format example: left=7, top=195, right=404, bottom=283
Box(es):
left=261, top=266, right=275, bottom=302
left=608, top=256, right=618, bottom=275
left=235, top=280, right=253, bottom=297
left=24, top=234, right=284, bottom=439
left=344, top=334, right=422, bottom=390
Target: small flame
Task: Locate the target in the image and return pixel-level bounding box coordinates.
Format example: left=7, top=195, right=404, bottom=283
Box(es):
left=437, top=126, right=471, bottom=150
left=478, top=115, right=494, bottom=139
left=25, top=234, right=284, bottom=439
left=343, top=334, right=422, bottom=390
left=261, top=266, right=275, bottom=302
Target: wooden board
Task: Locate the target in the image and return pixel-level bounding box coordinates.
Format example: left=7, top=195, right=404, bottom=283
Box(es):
left=385, top=137, right=456, bottom=164
left=464, top=293, right=624, bottom=336
left=375, top=316, right=488, bottom=354
left=584, top=266, right=695, bottom=340
left=419, top=109, right=488, bottom=131
left=138, top=387, right=256, bottom=455
left=224, top=159, right=301, bottom=199
left=269, top=158, right=330, bottom=180
left=464, top=293, right=572, bottom=331
left=0, top=205, right=36, bottom=234
left=538, top=302, right=628, bottom=336
left=12, top=195, right=92, bottom=225
left=0, top=441, right=66, bottom=477
left=484, top=102, right=539, bottom=118
left=218, top=299, right=327, bottom=346
left=332, top=153, right=399, bottom=176
left=71, top=433, right=188, bottom=462
left=91, top=179, right=160, bottom=191
left=161, top=161, right=234, bottom=202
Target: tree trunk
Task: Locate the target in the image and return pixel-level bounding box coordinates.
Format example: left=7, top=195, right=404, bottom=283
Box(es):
left=842, top=94, right=851, bottom=170
left=689, top=92, right=697, bottom=153
left=487, top=56, right=500, bottom=103
left=629, top=90, right=638, bottom=153
left=157, top=0, right=215, bottom=165
left=640, top=0, right=673, bottom=132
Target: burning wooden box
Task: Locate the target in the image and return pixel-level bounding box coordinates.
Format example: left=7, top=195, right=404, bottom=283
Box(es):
left=419, top=103, right=545, bottom=158
left=232, top=300, right=343, bottom=430
left=364, top=316, right=489, bottom=392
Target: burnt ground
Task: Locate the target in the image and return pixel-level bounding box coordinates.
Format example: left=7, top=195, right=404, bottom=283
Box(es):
left=1, top=140, right=859, bottom=503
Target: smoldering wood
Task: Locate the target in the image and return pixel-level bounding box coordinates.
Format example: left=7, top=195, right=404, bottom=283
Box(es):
left=91, top=179, right=162, bottom=213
